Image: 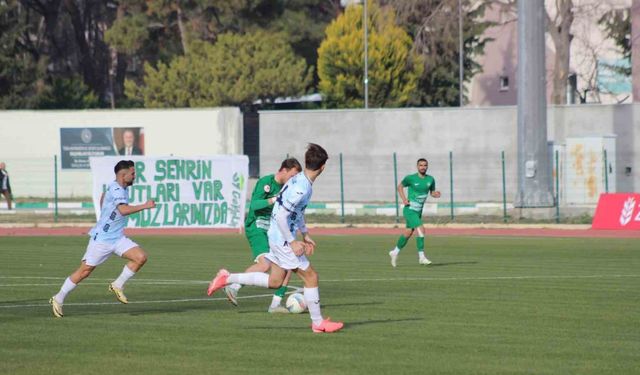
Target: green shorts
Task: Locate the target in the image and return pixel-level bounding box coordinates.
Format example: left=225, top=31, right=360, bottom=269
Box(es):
left=245, top=225, right=269, bottom=261
left=403, top=206, right=423, bottom=229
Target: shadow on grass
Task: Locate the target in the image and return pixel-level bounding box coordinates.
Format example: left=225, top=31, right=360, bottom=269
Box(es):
left=247, top=317, right=424, bottom=331
left=236, top=301, right=383, bottom=315
left=429, top=261, right=478, bottom=267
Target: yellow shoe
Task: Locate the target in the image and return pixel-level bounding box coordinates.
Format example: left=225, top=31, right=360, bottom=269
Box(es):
left=49, top=297, right=63, bottom=318
left=108, top=283, right=128, bottom=304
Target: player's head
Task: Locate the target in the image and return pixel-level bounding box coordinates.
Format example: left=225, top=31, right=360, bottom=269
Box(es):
left=417, top=158, right=428, bottom=175
left=114, top=160, right=136, bottom=186
left=305, top=143, right=328, bottom=173
left=278, top=157, right=302, bottom=182
left=0, top=162, right=5, bottom=169
left=122, top=129, right=135, bottom=147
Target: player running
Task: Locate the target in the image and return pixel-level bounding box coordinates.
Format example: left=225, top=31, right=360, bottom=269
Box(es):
left=49, top=160, right=156, bottom=317
left=389, top=158, right=441, bottom=267
left=223, top=157, right=302, bottom=313
left=207, top=143, right=343, bottom=333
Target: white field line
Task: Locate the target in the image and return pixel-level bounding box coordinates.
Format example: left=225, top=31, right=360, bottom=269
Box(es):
left=1, top=273, right=639, bottom=289
left=1, top=274, right=638, bottom=310
left=0, top=294, right=274, bottom=309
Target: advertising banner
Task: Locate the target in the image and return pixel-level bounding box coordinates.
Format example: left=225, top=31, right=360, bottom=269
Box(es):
left=90, top=156, right=248, bottom=228
left=61, top=127, right=145, bottom=169
left=592, top=193, right=640, bottom=230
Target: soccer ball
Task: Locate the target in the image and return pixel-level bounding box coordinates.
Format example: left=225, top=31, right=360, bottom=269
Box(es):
left=285, top=293, right=307, bottom=314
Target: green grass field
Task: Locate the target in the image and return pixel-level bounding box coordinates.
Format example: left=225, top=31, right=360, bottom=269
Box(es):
left=1, top=234, right=638, bottom=374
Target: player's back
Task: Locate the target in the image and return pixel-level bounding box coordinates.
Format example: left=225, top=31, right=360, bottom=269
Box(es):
left=90, top=181, right=129, bottom=243
left=268, top=172, right=312, bottom=244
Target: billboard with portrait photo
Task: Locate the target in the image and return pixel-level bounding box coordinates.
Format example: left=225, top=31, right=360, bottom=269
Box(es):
left=114, top=128, right=145, bottom=156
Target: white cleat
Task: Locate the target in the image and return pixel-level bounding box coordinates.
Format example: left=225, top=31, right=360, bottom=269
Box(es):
left=268, top=306, right=290, bottom=314
left=419, top=257, right=432, bottom=265
left=389, top=250, right=398, bottom=268
left=49, top=297, right=63, bottom=318
left=223, top=286, right=238, bottom=306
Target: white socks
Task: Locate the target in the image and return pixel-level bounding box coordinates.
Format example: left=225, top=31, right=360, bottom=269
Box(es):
left=390, top=247, right=400, bottom=255
left=304, top=287, right=323, bottom=325
left=418, top=251, right=427, bottom=260
left=228, top=283, right=242, bottom=292
left=227, top=272, right=269, bottom=288
left=269, top=295, right=283, bottom=309
left=112, top=265, right=136, bottom=289
left=54, top=277, right=77, bottom=304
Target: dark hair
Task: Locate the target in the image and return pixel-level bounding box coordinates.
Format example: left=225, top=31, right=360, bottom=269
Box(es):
left=417, top=158, right=428, bottom=165
left=280, top=157, right=302, bottom=172
left=114, top=160, right=135, bottom=174
left=305, top=143, right=329, bottom=171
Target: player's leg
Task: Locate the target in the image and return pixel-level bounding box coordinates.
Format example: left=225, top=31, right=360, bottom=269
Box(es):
left=109, top=238, right=147, bottom=304
left=268, top=269, right=292, bottom=313
left=416, top=225, right=432, bottom=265
left=50, top=240, right=112, bottom=317
left=208, top=241, right=297, bottom=296
left=2, top=190, right=11, bottom=210
left=225, top=229, right=270, bottom=305
left=389, top=207, right=418, bottom=267
left=295, top=265, right=343, bottom=333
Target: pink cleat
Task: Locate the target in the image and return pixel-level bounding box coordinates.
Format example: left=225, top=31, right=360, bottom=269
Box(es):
left=311, top=318, right=344, bottom=333
left=207, top=269, right=230, bottom=296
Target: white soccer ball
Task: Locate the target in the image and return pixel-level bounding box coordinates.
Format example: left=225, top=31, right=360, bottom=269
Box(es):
left=285, top=293, right=307, bottom=314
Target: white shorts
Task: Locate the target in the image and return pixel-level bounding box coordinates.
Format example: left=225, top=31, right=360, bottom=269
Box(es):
left=82, top=237, right=139, bottom=267
left=264, top=242, right=310, bottom=271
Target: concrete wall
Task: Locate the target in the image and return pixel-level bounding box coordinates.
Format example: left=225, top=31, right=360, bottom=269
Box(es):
left=260, top=104, right=639, bottom=203
left=0, top=107, right=242, bottom=197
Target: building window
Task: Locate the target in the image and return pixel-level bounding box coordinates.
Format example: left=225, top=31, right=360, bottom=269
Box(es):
left=499, top=76, right=509, bottom=91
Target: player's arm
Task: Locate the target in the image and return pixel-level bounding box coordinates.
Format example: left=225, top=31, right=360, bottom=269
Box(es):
left=297, top=215, right=315, bottom=255
left=397, top=178, right=409, bottom=206
left=117, top=200, right=156, bottom=216
left=249, top=178, right=276, bottom=212
left=114, top=194, right=156, bottom=216
left=430, top=180, right=441, bottom=198
left=99, top=192, right=105, bottom=208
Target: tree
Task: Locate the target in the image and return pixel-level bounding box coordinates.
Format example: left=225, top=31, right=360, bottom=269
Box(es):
left=385, top=0, right=492, bottom=107
left=599, top=8, right=631, bottom=76
left=0, top=1, right=47, bottom=108
left=126, top=32, right=312, bottom=108
left=546, top=0, right=575, bottom=105
left=317, top=1, right=423, bottom=108
left=36, top=76, right=100, bottom=109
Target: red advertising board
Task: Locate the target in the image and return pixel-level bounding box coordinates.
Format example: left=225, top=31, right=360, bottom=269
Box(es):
left=592, top=193, right=640, bottom=230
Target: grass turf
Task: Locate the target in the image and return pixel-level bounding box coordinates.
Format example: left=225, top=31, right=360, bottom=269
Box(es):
left=0, top=234, right=638, bottom=374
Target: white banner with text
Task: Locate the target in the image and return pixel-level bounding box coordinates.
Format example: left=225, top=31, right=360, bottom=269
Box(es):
left=90, top=156, right=248, bottom=228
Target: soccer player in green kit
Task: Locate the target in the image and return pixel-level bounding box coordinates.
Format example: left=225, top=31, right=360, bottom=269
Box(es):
left=224, top=158, right=302, bottom=312
left=389, top=158, right=441, bottom=267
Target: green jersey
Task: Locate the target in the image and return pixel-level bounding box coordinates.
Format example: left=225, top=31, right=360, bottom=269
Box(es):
left=245, top=174, right=283, bottom=231
left=401, top=173, right=436, bottom=213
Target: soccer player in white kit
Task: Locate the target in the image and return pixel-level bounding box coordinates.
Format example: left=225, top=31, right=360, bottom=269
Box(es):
left=49, top=160, right=156, bottom=318
left=207, top=143, right=343, bottom=333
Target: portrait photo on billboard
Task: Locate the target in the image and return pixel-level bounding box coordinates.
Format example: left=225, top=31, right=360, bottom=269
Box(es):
left=114, top=128, right=145, bottom=156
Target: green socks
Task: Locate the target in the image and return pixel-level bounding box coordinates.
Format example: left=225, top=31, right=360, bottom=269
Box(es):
left=274, top=285, right=288, bottom=298
left=396, top=235, right=408, bottom=250
left=416, top=237, right=424, bottom=252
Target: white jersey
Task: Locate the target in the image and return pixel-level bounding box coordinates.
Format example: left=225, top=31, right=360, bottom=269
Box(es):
left=267, top=172, right=312, bottom=246
left=90, top=181, right=129, bottom=244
